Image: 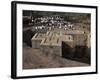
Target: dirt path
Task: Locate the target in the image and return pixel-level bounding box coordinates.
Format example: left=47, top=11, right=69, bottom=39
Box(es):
left=23, top=47, right=89, bottom=69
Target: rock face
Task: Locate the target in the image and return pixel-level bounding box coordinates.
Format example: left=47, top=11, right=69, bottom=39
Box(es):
left=23, top=29, right=35, bottom=47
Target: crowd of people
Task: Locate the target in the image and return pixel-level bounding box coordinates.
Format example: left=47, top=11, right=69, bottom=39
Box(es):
left=23, top=15, right=74, bottom=31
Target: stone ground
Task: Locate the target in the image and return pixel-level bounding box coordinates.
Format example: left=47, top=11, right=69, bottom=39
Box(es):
left=23, top=45, right=90, bottom=69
